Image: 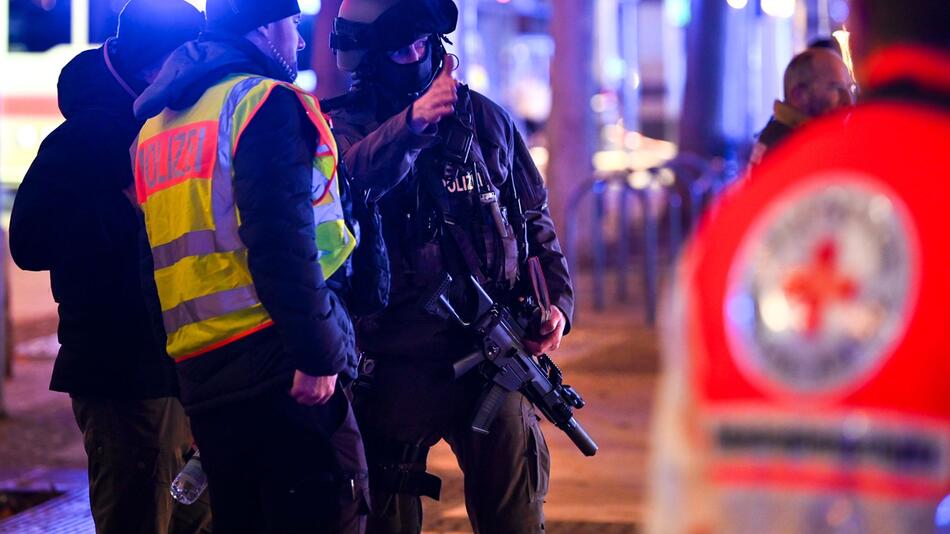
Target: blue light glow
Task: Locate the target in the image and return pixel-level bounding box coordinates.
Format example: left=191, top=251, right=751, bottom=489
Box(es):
left=665, top=0, right=691, bottom=28
left=936, top=494, right=950, bottom=530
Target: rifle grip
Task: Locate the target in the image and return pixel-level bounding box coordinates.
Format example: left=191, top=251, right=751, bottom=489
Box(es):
left=453, top=350, right=485, bottom=379
left=471, top=383, right=509, bottom=435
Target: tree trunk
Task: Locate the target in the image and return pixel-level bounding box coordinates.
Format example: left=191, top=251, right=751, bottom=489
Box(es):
left=547, top=0, right=596, bottom=239
left=313, top=0, right=351, bottom=99
left=679, top=0, right=727, bottom=158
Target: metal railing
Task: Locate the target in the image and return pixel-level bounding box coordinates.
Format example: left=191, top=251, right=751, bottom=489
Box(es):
left=564, top=154, right=739, bottom=325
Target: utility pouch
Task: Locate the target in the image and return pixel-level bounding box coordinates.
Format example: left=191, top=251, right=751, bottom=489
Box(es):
left=443, top=125, right=474, bottom=166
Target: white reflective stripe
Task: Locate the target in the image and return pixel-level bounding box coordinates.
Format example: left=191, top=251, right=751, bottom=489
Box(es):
left=162, top=284, right=262, bottom=334
left=151, top=230, right=237, bottom=270
left=210, top=76, right=268, bottom=250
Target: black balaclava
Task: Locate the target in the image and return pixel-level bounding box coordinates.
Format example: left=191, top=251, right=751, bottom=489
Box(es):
left=371, top=34, right=443, bottom=97
left=355, top=34, right=447, bottom=115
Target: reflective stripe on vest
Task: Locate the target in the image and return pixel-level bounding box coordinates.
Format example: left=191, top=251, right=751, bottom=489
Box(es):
left=134, top=74, right=355, bottom=360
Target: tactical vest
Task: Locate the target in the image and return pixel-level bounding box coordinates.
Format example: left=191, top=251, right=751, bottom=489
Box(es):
left=406, top=86, right=524, bottom=289
left=134, top=74, right=356, bottom=361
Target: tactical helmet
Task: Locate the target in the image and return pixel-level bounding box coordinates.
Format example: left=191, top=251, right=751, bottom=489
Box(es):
left=330, top=0, right=458, bottom=72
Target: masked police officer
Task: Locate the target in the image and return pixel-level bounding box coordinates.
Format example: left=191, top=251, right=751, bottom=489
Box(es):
left=326, top=0, right=574, bottom=532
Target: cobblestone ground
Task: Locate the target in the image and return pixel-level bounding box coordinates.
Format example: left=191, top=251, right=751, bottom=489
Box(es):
left=0, top=265, right=657, bottom=532
left=419, top=303, right=657, bottom=533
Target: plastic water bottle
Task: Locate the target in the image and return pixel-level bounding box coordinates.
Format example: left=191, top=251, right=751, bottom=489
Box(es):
left=170, top=449, right=208, bottom=505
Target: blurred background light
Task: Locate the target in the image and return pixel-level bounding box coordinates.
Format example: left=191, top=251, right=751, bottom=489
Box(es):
left=296, top=69, right=317, bottom=92
left=936, top=494, right=950, bottom=531
left=833, top=28, right=855, bottom=80
left=727, top=0, right=749, bottom=10
left=665, top=0, right=691, bottom=28
left=300, top=0, right=321, bottom=16
left=829, top=0, right=850, bottom=23
left=761, top=0, right=796, bottom=18
left=603, top=57, right=627, bottom=87
left=466, top=63, right=490, bottom=93
left=628, top=71, right=641, bottom=91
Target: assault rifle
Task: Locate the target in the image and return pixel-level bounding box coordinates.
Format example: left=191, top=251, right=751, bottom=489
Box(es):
left=424, top=273, right=598, bottom=456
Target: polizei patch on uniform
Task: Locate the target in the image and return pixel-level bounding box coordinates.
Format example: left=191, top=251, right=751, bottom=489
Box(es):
left=724, top=174, right=919, bottom=397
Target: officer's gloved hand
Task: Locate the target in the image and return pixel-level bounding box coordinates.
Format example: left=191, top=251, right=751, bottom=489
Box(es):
left=523, top=305, right=567, bottom=356
left=408, top=55, right=458, bottom=134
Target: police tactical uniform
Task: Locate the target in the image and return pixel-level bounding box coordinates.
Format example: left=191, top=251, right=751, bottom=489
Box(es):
left=132, top=0, right=370, bottom=531
left=649, top=45, right=950, bottom=534
left=327, top=1, right=574, bottom=532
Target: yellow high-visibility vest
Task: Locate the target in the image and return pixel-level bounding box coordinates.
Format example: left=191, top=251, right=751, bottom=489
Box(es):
left=133, top=74, right=355, bottom=361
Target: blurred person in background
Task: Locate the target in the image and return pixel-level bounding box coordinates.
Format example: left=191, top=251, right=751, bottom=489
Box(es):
left=808, top=37, right=844, bottom=57
left=749, top=46, right=855, bottom=165
left=649, top=0, right=950, bottom=532
left=7, top=1, right=211, bottom=533
left=131, top=0, right=370, bottom=531
left=325, top=0, right=574, bottom=532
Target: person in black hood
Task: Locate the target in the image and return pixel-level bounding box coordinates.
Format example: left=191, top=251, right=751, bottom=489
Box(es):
left=326, top=1, right=574, bottom=532
left=8, top=1, right=211, bottom=533
left=131, top=0, right=369, bottom=531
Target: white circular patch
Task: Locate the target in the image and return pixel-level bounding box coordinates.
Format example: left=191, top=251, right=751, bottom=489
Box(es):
left=725, top=175, right=917, bottom=396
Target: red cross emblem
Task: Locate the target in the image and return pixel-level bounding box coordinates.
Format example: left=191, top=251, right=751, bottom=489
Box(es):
left=782, top=238, right=859, bottom=336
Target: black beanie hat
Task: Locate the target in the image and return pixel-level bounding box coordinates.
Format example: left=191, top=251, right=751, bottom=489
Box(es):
left=207, top=0, right=302, bottom=35
left=114, top=0, right=204, bottom=72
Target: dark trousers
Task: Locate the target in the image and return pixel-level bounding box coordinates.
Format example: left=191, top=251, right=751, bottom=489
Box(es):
left=189, top=387, right=369, bottom=534
left=71, top=396, right=213, bottom=534
left=355, top=358, right=550, bottom=534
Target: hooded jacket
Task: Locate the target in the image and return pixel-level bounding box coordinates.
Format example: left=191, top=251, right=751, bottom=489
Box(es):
left=133, top=34, right=356, bottom=414
left=9, top=47, right=177, bottom=399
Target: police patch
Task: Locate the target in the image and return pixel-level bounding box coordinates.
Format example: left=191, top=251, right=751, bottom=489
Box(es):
left=724, top=175, right=918, bottom=396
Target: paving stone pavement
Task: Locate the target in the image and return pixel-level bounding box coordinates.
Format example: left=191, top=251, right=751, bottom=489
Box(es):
left=0, top=264, right=656, bottom=532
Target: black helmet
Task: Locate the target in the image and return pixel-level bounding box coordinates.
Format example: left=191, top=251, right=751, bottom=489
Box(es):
left=330, top=0, right=457, bottom=72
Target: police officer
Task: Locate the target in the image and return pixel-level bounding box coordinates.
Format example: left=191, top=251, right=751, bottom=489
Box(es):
left=326, top=1, right=574, bottom=532
left=132, top=0, right=369, bottom=531
left=649, top=0, right=950, bottom=532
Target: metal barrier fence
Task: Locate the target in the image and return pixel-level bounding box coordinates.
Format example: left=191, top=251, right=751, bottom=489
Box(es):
left=564, top=154, right=740, bottom=325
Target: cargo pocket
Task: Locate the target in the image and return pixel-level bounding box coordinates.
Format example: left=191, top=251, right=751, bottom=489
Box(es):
left=525, top=408, right=550, bottom=503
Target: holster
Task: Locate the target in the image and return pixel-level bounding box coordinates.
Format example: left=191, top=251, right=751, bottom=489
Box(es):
left=367, top=438, right=442, bottom=501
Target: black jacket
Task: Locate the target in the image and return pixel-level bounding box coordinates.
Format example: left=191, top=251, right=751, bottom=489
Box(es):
left=133, top=35, right=356, bottom=414
left=327, top=86, right=574, bottom=359
left=9, top=47, right=177, bottom=399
